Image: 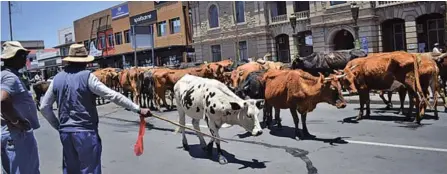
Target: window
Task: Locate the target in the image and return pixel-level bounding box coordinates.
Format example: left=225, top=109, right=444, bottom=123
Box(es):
left=99, top=36, right=106, bottom=49
left=208, top=4, right=219, bottom=28
left=235, top=1, right=245, bottom=23
left=393, top=23, right=405, bottom=51
left=237, top=41, right=248, bottom=61
left=211, top=45, right=221, bottom=62
left=294, top=2, right=309, bottom=12
left=91, top=38, right=97, bottom=48
left=330, top=1, right=347, bottom=6
left=124, top=30, right=130, bottom=43
left=115, top=32, right=123, bottom=45
left=157, top=21, right=167, bottom=36
left=170, top=18, right=181, bottom=34
left=107, top=34, right=114, bottom=48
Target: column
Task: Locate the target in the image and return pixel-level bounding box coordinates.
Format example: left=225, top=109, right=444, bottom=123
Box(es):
left=270, top=37, right=278, bottom=61
left=404, top=20, right=418, bottom=53
left=289, top=34, right=297, bottom=60
left=377, top=24, right=383, bottom=52
left=286, top=1, right=294, bottom=17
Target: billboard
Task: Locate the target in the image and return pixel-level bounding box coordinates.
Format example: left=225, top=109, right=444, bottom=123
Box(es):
left=111, top=4, right=129, bottom=20
left=58, top=27, right=75, bottom=45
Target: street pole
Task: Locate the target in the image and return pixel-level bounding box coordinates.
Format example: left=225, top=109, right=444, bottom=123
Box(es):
left=151, top=25, right=155, bottom=67
left=289, top=14, right=299, bottom=62
left=132, top=25, right=138, bottom=68
left=8, top=1, right=13, bottom=41
left=351, top=2, right=360, bottom=49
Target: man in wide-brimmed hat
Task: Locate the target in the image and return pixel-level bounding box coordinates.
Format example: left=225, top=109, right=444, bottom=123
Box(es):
left=39, top=44, right=152, bottom=174
left=1, top=41, right=41, bottom=174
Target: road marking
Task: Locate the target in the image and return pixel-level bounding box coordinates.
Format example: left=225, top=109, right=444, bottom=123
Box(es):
left=180, top=124, right=447, bottom=153
left=346, top=140, right=447, bottom=153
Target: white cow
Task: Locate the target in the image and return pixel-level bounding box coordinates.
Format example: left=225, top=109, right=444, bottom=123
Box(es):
left=174, top=74, right=264, bottom=164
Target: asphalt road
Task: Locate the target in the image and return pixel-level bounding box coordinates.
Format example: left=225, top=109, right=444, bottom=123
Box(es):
left=34, top=102, right=447, bottom=174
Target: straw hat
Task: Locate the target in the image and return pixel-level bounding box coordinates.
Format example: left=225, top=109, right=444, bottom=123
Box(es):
left=1, top=41, right=30, bottom=59
left=62, top=44, right=94, bottom=62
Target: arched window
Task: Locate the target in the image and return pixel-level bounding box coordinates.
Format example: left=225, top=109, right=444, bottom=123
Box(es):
left=208, top=4, right=219, bottom=28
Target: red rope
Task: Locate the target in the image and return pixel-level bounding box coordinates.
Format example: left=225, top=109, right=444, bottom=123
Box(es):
left=134, top=115, right=146, bottom=156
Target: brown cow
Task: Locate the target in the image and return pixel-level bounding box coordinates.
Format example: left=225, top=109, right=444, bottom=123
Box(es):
left=230, top=61, right=264, bottom=88
left=152, top=66, right=212, bottom=112
left=379, top=54, right=443, bottom=118
left=33, top=81, right=51, bottom=111
left=263, top=69, right=347, bottom=139
left=340, top=51, right=428, bottom=123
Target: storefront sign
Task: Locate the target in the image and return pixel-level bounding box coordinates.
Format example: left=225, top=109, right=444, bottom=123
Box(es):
left=44, top=59, right=57, bottom=67
left=129, top=10, right=157, bottom=26
left=111, top=4, right=129, bottom=20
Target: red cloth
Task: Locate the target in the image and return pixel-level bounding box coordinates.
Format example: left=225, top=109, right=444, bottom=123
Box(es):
left=134, top=116, right=146, bottom=156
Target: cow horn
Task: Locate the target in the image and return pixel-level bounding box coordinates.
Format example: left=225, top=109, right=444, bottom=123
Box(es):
left=324, top=77, right=332, bottom=81
left=336, top=74, right=346, bottom=79
left=350, top=64, right=359, bottom=70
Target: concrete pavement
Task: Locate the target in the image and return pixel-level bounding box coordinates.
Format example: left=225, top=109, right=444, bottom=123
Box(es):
left=34, top=102, right=447, bottom=174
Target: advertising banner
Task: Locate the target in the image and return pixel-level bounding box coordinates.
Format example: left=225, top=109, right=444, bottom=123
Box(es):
left=111, top=4, right=129, bottom=20
left=361, top=37, right=368, bottom=54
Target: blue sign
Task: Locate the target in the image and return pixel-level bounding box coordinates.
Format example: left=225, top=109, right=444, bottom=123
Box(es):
left=111, top=4, right=129, bottom=20
left=361, top=37, right=368, bottom=54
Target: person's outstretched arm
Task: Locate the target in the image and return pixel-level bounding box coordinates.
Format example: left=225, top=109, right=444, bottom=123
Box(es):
left=88, top=74, right=151, bottom=116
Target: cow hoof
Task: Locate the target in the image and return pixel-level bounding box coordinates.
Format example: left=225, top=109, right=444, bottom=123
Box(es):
left=183, top=143, right=189, bottom=151
left=218, top=155, right=228, bottom=165
left=355, top=116, right=362, bottom=121
left=304, top=132, right=316, bottom=138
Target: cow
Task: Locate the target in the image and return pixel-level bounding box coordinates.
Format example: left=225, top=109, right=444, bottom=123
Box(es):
left=340, top=51, right=428, bottom=123
left=33, top=81, right=51, bottom=111
left=141, top=69, right=156, bottom=109
left=174, top=74, right=264, bottom=165
left=292, top=49, right=368, bottom=76
left=261, top=69, right=347, bottom=138
left=436, top=53, right=447, bottom=112
left=379, top=54, right=443, bottom=118
left=234, top=69, right=281, bottom=128
left=229, top=61, right=265, bottom=89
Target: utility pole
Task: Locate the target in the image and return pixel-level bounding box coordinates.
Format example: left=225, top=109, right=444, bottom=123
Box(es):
left=8, top=1, right=13, bottom=40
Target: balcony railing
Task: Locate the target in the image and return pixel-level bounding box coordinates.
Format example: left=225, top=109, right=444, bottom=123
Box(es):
left=294, top=10, right=310, bottom=20
left=271, top=14, right=288, bottom=23
left=376, top=1, right=407, bottom=8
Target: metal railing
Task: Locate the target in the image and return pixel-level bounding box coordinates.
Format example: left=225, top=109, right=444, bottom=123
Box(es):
left=271, top=14, right=288, bottom=23
left=294, top=10, right=310, bottom=20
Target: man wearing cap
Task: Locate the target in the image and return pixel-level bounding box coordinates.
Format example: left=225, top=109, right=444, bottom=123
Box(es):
left=39, top=44, right=152, bottom=174
left=1, top=41, right=41, bottom=174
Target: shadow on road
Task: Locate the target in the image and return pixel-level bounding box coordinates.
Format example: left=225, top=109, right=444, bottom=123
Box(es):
left=184, top=144, right=268, bottom=169
left=268, top=126, right=349, bottom=145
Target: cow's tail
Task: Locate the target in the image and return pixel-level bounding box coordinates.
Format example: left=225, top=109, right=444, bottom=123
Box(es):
left=413, top=54, right=431, bottom=109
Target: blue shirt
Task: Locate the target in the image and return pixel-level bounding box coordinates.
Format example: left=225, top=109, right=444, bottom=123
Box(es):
left=1, top=68, right=40, bottom=133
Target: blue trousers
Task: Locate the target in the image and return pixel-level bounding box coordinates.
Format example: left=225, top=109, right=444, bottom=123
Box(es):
left=60, top=131, right=102, bottom=174
left=1, top=129, right=40, bottom=174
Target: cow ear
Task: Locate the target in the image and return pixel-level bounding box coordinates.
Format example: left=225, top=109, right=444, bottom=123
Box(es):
left=255, top=99, right=265, bottom=109
left=229, top=102, right=242, bottom=110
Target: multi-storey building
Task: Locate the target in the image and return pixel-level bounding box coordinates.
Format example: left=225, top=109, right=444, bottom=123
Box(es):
left=191, top=1, right=446, bottom=63
left=73, top=1, right=192, bottom=68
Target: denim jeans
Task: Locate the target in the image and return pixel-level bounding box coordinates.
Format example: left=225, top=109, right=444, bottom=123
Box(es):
left=60, top=131, right=102, bottom=174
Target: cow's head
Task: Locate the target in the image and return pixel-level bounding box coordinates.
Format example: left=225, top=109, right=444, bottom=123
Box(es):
left=339, top=64, right=359, bottom=94
left=229, top=99, right=264, bottom=136
left=320, top=73, right=347, bottom=109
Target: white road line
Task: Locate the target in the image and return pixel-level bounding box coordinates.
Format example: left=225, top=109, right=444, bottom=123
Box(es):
left=179, top=124, right=447, bottom=153
left=346, top=140, right=447, bottom=153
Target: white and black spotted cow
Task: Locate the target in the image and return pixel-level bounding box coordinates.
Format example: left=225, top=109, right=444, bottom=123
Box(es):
left=174, top=74, right=264, bottom=164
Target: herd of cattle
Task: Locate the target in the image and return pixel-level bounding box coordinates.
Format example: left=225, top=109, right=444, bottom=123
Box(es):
left=31, top=49, right=447, bottom=164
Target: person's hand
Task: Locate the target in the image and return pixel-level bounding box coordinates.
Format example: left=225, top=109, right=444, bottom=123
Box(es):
left=139, top=108, right=153, bottom=117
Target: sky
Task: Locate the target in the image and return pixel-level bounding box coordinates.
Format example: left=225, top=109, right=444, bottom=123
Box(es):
left=1, top=1, right=123, bottom=48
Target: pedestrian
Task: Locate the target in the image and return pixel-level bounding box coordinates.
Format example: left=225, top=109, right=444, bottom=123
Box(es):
left=1, top=41, right=41, bottom=174
left=433, top=43, right=442, bottom=54
left=39, top=44, right=152, bottom=174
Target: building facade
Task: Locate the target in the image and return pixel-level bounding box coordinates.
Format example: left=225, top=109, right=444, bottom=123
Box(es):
left=191, top=1, right=447, bottom=63
left=73, top=1, right=192, bottom=68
